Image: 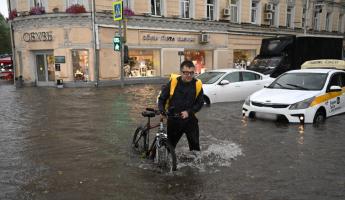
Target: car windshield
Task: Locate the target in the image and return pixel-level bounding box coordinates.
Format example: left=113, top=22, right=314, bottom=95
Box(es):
left=268, top=73, right=328, bottom=91
left=197, top=72, right=226, bottom=84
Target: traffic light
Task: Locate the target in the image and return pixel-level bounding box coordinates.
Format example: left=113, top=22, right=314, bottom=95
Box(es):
left=113, top=36, right=121, bottom=51
left=124, top=45, right=129, bottom=64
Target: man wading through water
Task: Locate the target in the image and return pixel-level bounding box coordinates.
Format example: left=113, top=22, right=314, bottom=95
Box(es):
left=158, top=60, right=204, bottom=151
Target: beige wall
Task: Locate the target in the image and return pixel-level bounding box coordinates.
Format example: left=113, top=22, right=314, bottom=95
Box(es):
left=241, top=0, right=251, bottom=23
left=214, top=50, right=230, bottom=69
left=96, top=0, right=113, bottom=11
left=99, top=48, right=120, bottom=79
left=195, top=0, right=205, bottom=19
left=162, top=48, right=181, bottom=76
left=133, top=0, right=150, bottom=15
left=49, top=0, right=64, bottom=13
left=69, top=27, right=92, bottom=44
left=166, top=0, right=180, bottom=17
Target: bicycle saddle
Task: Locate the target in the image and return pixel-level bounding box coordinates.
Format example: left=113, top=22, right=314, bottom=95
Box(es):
left=142, top=111, right=156, bottom=118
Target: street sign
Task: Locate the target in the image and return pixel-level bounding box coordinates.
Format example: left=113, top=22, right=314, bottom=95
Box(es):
left=112, top=1, right=123, bottom=21
left=113, top=36, right=122, bottom=51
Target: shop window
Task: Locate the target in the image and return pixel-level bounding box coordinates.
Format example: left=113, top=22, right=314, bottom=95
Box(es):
left=72, top=50, right=89, bottom=81
left=184, top=50, right=206, bottom=75
left=181, top=0, right=190, bottom=18
left=47, top=55, right=55, bottom=81
left=126, top=49, right=160, bottom=78
left=151, top=0, right=161, bottom=16
left=233, top=49, right=256, bottom=69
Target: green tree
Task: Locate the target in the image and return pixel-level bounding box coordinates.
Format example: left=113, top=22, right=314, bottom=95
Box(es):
left=0, top=13, right=12, bottom=54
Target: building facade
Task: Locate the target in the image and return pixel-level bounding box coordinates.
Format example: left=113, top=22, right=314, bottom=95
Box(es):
left=8, top=0, right=345, bottom=86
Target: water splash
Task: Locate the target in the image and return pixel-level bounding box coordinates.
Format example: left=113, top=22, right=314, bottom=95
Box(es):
left=176, top=138, right=243, bottom=172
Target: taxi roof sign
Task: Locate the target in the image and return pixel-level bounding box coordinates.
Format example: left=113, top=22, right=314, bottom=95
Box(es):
left=301, top=59, right=345, bottom=70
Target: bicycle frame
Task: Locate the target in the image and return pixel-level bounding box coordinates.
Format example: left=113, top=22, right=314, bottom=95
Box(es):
left=133, top=108, right=177, bottom=171
left=148, top=119, right=167, bottom=156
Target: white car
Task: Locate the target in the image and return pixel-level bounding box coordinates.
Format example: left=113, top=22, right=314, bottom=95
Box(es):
left=197, top=69, right=274, bottom=104
left=242, top=60, right=345, bottom=124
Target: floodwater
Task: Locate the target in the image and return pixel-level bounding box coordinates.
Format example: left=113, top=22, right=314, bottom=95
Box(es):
left=1, top=82, right=345, bottom=200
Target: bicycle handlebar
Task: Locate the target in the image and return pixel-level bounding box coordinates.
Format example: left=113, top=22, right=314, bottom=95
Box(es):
left=143, top=108, right=181, bottom=119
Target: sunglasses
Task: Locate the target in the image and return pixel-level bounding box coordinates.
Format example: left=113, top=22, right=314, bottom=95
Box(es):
left=181, top=71, right=195, bottom=76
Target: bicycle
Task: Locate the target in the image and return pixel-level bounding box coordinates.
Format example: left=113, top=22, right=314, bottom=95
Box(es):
left=132, top=108, right=177, bottom=172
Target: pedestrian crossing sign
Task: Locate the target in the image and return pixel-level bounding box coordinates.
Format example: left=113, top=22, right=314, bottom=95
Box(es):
left=112, top=1, right=123, bottom=21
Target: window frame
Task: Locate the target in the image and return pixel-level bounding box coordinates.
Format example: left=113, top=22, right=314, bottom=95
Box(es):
left=151, top=0, right=162, bottom=16
left=229, top=0, right=239, bottom=23
left=302, top=5, right=306, bottom=28
left=338, top=14, right=344, bottom=33
left=30, top=0, right=47, bottom=8
left=270, top=3, right=279, bottom=27
left=313, top=11, right=321, bottom=31
left=286, top=5, right=294, bottom=28
left=250, top=1, right=258, bottom=24
left=206, top=0, right=215, bottom=21
left=180, top=0, right=190, bottom=19
left=325, top=12, right=332, bottom=32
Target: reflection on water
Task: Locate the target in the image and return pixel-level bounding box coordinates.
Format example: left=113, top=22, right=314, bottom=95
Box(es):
left=1, top=83, right=345, bottom=200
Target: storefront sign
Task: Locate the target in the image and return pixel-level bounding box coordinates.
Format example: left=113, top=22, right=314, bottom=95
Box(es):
left=23, top=31, right=53, bottom=42
left=142, top=34, right=196, bottom=43
left=55, top=56, right=65, bottom=63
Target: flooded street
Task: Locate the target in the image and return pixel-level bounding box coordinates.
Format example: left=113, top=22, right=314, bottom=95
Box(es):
left=1, top=83, right=345, bottom=200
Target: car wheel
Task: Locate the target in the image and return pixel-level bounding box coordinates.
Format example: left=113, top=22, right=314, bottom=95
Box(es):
left=313, top=109, right=326, bottom=124
left=203, top=95, right=210, bottom=106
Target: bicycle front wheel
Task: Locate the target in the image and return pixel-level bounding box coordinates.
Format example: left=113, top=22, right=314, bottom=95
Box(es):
left=132, top=127, right=148, bottom=153
left=155, top=140, right=177, bottom=172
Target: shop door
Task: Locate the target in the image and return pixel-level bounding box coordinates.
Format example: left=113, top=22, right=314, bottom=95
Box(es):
left=35, top=53, right=55, bottom=84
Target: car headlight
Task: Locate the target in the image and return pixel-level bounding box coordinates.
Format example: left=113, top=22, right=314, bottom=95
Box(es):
left=289, top=97, right=315, bottom=110
left=244, top=96, right=251, bottom=106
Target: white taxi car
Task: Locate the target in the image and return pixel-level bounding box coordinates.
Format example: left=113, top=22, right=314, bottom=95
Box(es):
left=242, top=59, right=345, bottom=124
left=196, top=69, right=274, bottom=104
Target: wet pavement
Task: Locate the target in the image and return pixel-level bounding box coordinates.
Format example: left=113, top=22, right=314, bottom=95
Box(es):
left=1, top=82, right=345, bottom=200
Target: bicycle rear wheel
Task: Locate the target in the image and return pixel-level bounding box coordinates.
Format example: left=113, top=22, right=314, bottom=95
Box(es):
left=132, top=127, right=148, bottom=153
left=155, top=140, right=177, bottom=172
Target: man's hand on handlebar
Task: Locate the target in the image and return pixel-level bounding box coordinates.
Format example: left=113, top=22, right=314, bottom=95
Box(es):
left=160, top=110, right=167, bottom=119
left=180, top=111, right=189, bottom=119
